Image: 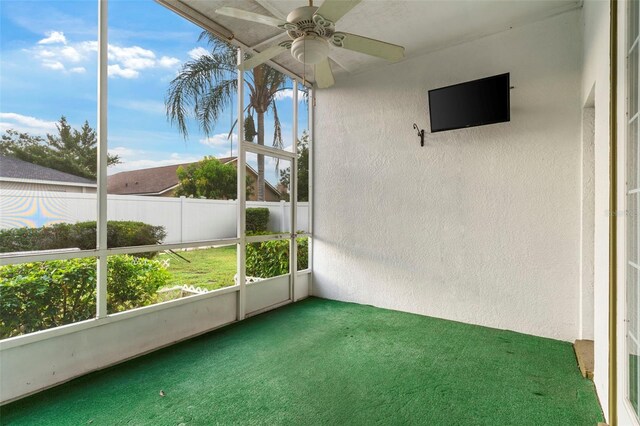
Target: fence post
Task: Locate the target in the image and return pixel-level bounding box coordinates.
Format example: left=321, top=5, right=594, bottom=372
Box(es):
left=180, top=196, right=186, bottom=243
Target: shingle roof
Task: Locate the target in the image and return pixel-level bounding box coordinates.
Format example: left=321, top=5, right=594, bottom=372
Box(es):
left=0, top=155, right=96, bottom=185
left=107, top=157, right=236, bottom=195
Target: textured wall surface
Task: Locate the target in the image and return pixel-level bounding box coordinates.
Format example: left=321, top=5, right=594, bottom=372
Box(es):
left=581, top=0, right=612, bottom=420
left=313, top=11, right=583, bottom=342
left=580, top=105, right=595, bottom=341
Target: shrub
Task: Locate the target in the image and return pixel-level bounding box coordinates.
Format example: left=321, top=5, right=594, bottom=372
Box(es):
left=246, top=208, right=270, bottom=233
left=0, top=255, right=169, bottom=339
left=0, top=221, right=166, bottom=258
left=106, top=222, right=167, bottom=257
left=107, top=256, right=170, bottom=313
left=246, top=236, right=308, bottom=278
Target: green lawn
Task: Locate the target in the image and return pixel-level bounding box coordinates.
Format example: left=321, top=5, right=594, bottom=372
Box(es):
left=157, top=237, right=309, bottom=294
left=159, top=245, right=237, bottom=291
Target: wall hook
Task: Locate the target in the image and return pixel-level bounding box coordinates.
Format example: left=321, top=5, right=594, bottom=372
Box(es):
left=413, top=123, right=425, bottom=147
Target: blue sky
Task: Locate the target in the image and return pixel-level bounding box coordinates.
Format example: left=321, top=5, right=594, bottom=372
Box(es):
left=0, top=0, right=308, bottom=184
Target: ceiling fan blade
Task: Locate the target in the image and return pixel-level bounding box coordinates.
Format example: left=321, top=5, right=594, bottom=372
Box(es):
left=216, top=7, right=286, bottom=28
left=337, top=33, right=405, bottom=62
left=239, top=44, right=288, bottom=71
left=314, top=0, right=361, bottom=24
left=315, top=59, right=335, bottom=89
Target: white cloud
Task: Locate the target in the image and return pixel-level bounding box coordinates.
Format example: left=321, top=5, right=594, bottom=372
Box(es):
left=29, top=32, right=180, bottom=78
left=108, top=64, right=139, bottom=79
left=188, top=47, right=208, bottom=60
left=106, top=45, right=180, bottom=77
left=109, top=45, right=154, bottom=61
left=158, top=56, right=180, bottom=68
left=60, top=46, right=82, bottom=62
left=38, top=49, right=56, bottom=58
left=274, top=89, right=307, bottom=101
left=200, top=133, right=237, bottom=148
left=38, top=31, right=67, bottom=45
left=0, top=112, right=59, bottom=135
left=125, top=57, right=155, bottom=70
left=108, top=45, right=178, bottom=70
left=108, top=146, right=141, bottom=158
left=42, top=60, right=65, bottom=71
left=32, top=39, right=94, bottom=73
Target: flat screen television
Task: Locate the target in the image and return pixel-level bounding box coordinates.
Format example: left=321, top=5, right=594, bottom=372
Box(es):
left=428, top=73, right=510, bottom=133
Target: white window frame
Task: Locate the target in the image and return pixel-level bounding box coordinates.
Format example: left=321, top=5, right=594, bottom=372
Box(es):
left=624, top=0, right=640, bottom=423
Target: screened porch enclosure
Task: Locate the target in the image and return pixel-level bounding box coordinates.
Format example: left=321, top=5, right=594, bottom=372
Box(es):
left=0, top=0, right=634, bottom=424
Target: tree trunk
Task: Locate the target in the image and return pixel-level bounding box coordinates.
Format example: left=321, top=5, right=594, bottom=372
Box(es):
left=257, top=111, right=265, bottom=201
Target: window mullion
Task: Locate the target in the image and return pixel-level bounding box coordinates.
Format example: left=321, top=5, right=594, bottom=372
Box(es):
left=96, top=0, right=109, bottom=319
left=290, top=79, right=298, bottom=301
left=237, top=48, right=247, bottom=321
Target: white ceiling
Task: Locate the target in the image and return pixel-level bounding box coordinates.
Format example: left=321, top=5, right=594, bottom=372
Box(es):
left=165, top=0, right=581, bottom=84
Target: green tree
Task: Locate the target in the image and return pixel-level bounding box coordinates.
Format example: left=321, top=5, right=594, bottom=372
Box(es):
left=175, top=156, right=254, bottom=200
left=279, top=131, right=310, bottom=202
left=0, top=116, right=120, bottom=180
left=166, top=32, right=288, bottom=201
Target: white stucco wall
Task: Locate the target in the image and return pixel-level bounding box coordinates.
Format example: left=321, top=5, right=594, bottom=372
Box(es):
left=0, top=181, right=96, bottom=193
left=581, top=0, right=616, bottom=422
left=313, top=11, right=583, bottom=342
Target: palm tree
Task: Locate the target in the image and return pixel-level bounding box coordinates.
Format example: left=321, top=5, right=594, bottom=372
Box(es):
left=166, top=31, right=288, bottom=201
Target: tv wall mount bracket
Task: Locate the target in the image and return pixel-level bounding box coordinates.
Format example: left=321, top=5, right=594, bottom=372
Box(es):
left=413, top=123, right=425, bottom=147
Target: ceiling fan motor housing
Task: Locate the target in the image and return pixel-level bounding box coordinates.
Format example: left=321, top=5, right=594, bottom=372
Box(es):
left=285, top=6, right=334, bottom=65
left=284, top=6, right=334, bottom=36
left=286, top=6, right=318, bottom=26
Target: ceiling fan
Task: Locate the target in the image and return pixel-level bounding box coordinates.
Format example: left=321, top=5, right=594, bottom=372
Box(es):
left=216, top=0, right=405, bottom=88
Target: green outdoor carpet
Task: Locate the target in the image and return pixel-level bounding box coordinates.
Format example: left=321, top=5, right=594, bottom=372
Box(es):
left=1, top=297, right=603, bottom=425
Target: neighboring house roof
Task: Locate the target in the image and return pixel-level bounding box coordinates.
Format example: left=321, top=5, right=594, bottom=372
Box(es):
left=107, top=162, right=194, bottom=196
left=107, top=157, right=280, bottom=197
left=0, top=155, right=96, bottom=186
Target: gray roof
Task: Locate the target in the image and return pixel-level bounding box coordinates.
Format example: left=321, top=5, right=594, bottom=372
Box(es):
left=0, top=155, right=96, bottom=185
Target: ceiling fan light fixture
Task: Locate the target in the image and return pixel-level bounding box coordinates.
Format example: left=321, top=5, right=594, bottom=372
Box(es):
left=291, top=35, right=329, bottom=65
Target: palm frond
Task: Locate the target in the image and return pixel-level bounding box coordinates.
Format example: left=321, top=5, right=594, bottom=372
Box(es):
left=270, top=99, right=283, bottom=171
left=226, top=104, right=251, bottom=141
left=270, top=100, right=283, bottom=151
left=166, top=36, right=237, bottom=138
left=196, top=78, right=237, bottom=136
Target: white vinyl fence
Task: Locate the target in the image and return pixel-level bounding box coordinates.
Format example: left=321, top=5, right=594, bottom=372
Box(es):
left=0, top=190, right=309, bottom=244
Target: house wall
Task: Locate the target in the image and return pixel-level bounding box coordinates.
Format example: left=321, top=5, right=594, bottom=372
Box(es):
left=313, top=11, right=583, bottom=341
left=226, top=162, right=282, bottom=201
left=0, top=181, right=96, bottom=193
left=581, top=0, right=617, bottom=422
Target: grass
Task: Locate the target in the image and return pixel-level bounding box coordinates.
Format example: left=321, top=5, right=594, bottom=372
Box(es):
left=0, top=298, right=604, bottom=425
left=158, top=237, right=309, bottom=292
left=160, top=245, right=237, bottom=291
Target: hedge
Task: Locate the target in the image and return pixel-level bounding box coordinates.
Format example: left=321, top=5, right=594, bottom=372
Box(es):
left=246, top=208, right=269, bottom=233
left=0, top=221, right=166, bottom=258
left=0, top=255, right=169, bottom=339
left=246, top=236, right=308, bottom=278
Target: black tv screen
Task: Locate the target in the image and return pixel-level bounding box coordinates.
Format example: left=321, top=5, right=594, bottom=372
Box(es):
left=428, top=73, right=510, bottom=133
